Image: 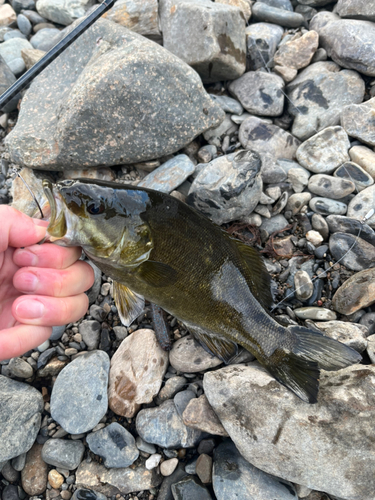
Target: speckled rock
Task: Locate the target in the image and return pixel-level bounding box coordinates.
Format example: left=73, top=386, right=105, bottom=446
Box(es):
left=5, top=19, right=224, bottom=170
left=204, top=363, right=375, bottom=500
left=108, top=329, right=168, bottom=418
left=169, top=335, right=222, bottom=373
left=341, top=97, right=375, bottom=147
left=347, top=185, right=375, bottom=228
left=332, top=267, right=375, bottom=315
left=245, top=22, right=283, bottom=71
left=138, top=155, right=195, bottom=193
left=21, top=444, right=48, bottom=496
left=41, top=439, right=85, bottom=470
left=36, top=0, right=95, bottom=26
left=182, top=394, right=229, bottom=437
left=329, top=233, right=375, bottom=271
left=286, top=62, right=365, bottom=141
left=334, top=162, right=374, bottom=192
left=309, top=197, right=347, bottom=216
left=103, top=0, right=160, bottom=37
left=314, top=321, right=368, bottom=353
left=349, top=145, right=375, bottom=179
left=187, top=150, right=263, bottom=225
left=308, top=174, right=355, bottom=199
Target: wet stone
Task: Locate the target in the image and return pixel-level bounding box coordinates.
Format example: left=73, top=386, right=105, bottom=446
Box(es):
left=341, top=97, right=375, bottom=147
left=41, top=438, right=85, bottom=470
left=332, top=268, right=375, bottom=315
left=309, top=197, right=347, bottom=216
left=347, top=185, right=375, bottom=228
left=86, top=422, right=139, bottom=468
left=172, top=476, right=213, bottom=500
left=252, top=2, right=304, bottom=27
left=138, top=155, right=195, bottom=193
left=294, top=307, right=336, bottom=321
left=245, top=22, right=283, bottom=71
left=21, top=443, right=48, bottom=496
left=308, top=174, right=355, bottom=200
left=349, top=145, right=375, bottom=180
left=228, top=71, right=284, bottom=116
left=314, top=321, right=368, bottom=353
left=329, top=233, right=375, bottom=272
left=334, top=162, right=374, bottom=193
left=169, top=335, right=222, bottom=373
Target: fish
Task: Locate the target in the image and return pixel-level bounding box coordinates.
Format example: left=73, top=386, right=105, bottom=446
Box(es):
left=42, top=178, right=362, bottom=404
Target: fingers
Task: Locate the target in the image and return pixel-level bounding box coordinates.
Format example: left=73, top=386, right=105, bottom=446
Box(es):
left=0, top=206, right=47, bottom=252
left=13, top=260, right=94, bottom=297
left=13, top=243, right=83, bottom=270
left=12, top=293, right=89, bottom=327
left=0, top=324, right=52, bottom=362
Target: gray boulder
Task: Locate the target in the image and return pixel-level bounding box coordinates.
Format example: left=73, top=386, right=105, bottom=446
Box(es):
left=204, top=363, right=375, bottom=500
left=159, top=0, right=246, bottom=83
left=5, top=19, right=224, bottom=170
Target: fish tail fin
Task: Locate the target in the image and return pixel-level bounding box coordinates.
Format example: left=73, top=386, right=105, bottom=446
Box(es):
left=265, top=326, right=362, bottom=404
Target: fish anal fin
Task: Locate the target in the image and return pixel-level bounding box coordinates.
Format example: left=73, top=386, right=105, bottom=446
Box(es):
left=233, top=239, right=273, bottom=310
left=113, top=281, right=145, bottom=327
left=188, top=324, right=238, bottom=364
left=137, top=260, right=177, bottom=288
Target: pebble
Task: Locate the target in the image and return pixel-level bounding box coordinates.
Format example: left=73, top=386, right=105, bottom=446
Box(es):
left=172, top=476, right=213, bottom=500
left=86, top=422, right=139, bottom=468
left=196, top=453, right=212, bottom=484
left=349, top=145, right=375, bottom=179
left=308, top=174, right=355, bottom=200
left=51, top=351, right=110, bottom=434
left=72, top=489, right=106, bottom=500
left=135, top=436, right=156, bottom=455
left=209, top=94, right=243, bottom=115
left=260, top=214, right=289, bottom=236
left=182, top=394, right=228, bottom=437
left=334, top=161, right=374, bottom=192
left=309, top=197, right=347, bottom=216
left=160, top=457, right=178, bottom=477
left=1, top=461, right=20, bottom=482
left=169, top=335, right=222, bottom=373
left=12, top=0, right=35, bottom=12
left=294, top=307, right=337, bottom=321
left=41, top=439, right=85, bottom=470
left=311, top=213, right=329, bottom=240
left=347, top=185, right=375, bottom=228
left=288, top=166, right=310, bottom=193
left=367, top=334, right=375, bottom=364
left=252, top=2, right=305, bottom=27
left=145, top=453, right=162, bottom=470
left=3, top=31, right=26, bottom=41
left=1, top=485, right=20, bottom=500
left=138, top=154, right=195, bottom=193
left=306, top=230, right=323, bottom=247
left=78, top=320, right=100, bottom=350
left=332, top=267, right=375, bottom=315
left=245, top=22, right=283, bottom=71
left=7, top=357, right=33, bottom=378
left=48, top=469, right=64, bottom=489
left=341, top=96, right=375, bottom=146
left=360, top=313, right=375, bottom=336
left=0, top=4, right=16, bottom=26
left=286, top=193, right=311, bottom=215
left=21, top=444, right=48, bottom=496
left=17, top=13, right=31, bottom=36
left=174, top=389, right=196, bottom=418
left=326, top=214, right=375, bottom=246
left=11, top=452, right=26, bottom=472
left=314, top=321, right=368, bottom=353
left=329, top=233, right=375, bottom=271
left=294, top=270, right=314, bottom=301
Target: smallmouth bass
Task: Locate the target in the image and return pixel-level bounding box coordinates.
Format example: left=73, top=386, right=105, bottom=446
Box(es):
left=43, top=178, right=361, bottom=403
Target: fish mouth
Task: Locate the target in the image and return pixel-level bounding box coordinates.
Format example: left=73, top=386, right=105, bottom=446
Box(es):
left=42, top=180, right=67, bottom=241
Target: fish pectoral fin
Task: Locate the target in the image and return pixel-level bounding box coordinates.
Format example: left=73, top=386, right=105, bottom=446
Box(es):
left=113, top=281, right=145, bottom=327
left=188, top=325, right=238, bottom=364
left=137, top=261, right=177, bottom=288
left=232, top=239, right=273, bottom=310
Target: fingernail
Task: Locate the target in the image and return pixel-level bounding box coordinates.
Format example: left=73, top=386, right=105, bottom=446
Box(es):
left=16, top=250, right=38, bottom=267
left=32, top=218, right=48, bottom=227
left=17, top=272, right=38, bottom=292
left=15, top=300, right=45, bottom=319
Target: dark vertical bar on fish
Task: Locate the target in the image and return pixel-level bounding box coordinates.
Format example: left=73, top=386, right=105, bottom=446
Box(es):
left=150, top=303, right=172, bottom=351
left=0, top=0, right=115, bottom=110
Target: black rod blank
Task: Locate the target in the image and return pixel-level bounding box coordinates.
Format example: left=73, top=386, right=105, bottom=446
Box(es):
left=0, top=0, right=115, bottom=110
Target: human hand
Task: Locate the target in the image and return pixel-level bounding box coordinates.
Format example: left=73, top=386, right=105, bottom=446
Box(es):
left=0, top=206, right=94, bottom=361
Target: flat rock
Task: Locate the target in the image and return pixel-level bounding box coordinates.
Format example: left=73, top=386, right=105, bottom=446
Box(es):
left=204, top=363, right=375, bottom=500
left=136, top=399, right=205, bottom=449
left=334, top=161, right=374, bottom=192
left=309, top=197, right=347, bottom=216
left=138, top=154, right=195, bottom=193
left=308, top=173, right=355, bottom=199
left=319, top=20, right=375, bottom=76
left=252, top=2, right=304, bottom=27
left=5, top=18, right=224, bottom=170
left=0, top=375, right=43, bottom=462
left=228, top=71, right=284, bottom=116
left=286, top=62, right=365, bottom=141
left=86, top=422, right=139, bottom=468
left=347, top=185, right=375, bottom=228
left=294, top=307, right=336, bottom=321
left=172, top=476, right=213, bottom=500
left=108, top=329, right=168, bottom=418
left=50, top=350, right=110, bottom=434
left=329, top=233, right=375, bottom=271
left=159, top=0, right=246, bottom=83
left=41, top=439, right=85, bottom=470
left=326, top=215, right=375, bottom=246
left=182, top=394, right=228, bottom=437
left=102, top=0, right=160, bottom=37
left=245, top=22, right=283, bottom=71
left=336, top=0, right=375, bottom=22
left=187, top=150, right=263, bottom=225
left=332, top=267, right=375, bottom=315
left=36, top=0, right=95, bottom=26
left=341, top=97, right=375, bottom=147
left=314, top=320, right=368, bottom=353
left=213, top=440, right=298, bottom=500
left=274, top=30, right=319, bottom=81
left=169, top=335, right=222, bottom=373
left=349, top=145, right=375, bottom=179
left=21, top=444, right=48, bottom=496
left=75, top=460, right=162, bottom=496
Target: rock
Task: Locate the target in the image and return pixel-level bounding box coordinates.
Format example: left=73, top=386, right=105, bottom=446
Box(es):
left=332, top=267, right=375, bottom=315
left=204, top=363, right=375, bottom=500
left=145, top=453, right=162, bottom=470
left=329, top=233, right=375, bottom=271
left=7, top=357, right=34, bottom=378
left=367, top=334, right=375, bottom=363
left=75, top=461, right=162, bottom=496
left=157, top=376, right=187, bottom=403
left=308, top=174, right=355, bottom=200
left=1, top=461, right=20, bottom=482
left=86, top=422, right=139, bottom=468
left=319, top=19, right=375, bottom=76
left=245, top=22, right=283, bottom=71
left=172, top=476, right=213, bottom=500
left=157, top=464, right=188, bottom=500
left=274, top=31, right=319, bottom=82
left=360, top=312, right=375, bottom=336
left=0, top=38, right=32, bottom=76
left=309, top=197, right=347, bottom=216
left=50, top=350, right=110, bottom=434
left=239, top=117, right=300, bottom=174
left=306, top=230, right=323, bottom=247
left=1, top=485, right=19, bottom=500
left=159, top=0, right=246, bottom=83
left=48, top=469, right=64, bottom=489
left=349, top=145, right=375, bottom=179
left=286, top=62, right=365, bottom=141
left=138, top=154, right=195, bottom=193
left=169, top=335, right=222, bottom=373
left=336, top=0, right=375, bottom=22
left=36, top=0, right=95, bottom=26
left=260, top=214, right=289, bottom=235
left=213, top=440, right=298, bottom=500
left=72, top=489, right=107, bottom=500
left=203, top=113, right=238, bottom=147
left=41, top=439, right=85, bottom=470
left=21, top=444, right=48, bottom=496
left=37, top=357, right=68, bottom=377
left=287, top=166, right=310, bottom=193
left=209, top=94, right=243, bottom=115
left=258, top=0, right=293, bottom=10
left=196, top=454, right=212, bottom=484
left=286, top=192, right=311, bottom=215
left=17, top=13, right=32, bottom=36
left=314, top=320, right=368, bottom=353
left=136, top=399, right=205, bottom=449
left=0, top=53, right=19, bottom=113
left=252, top=2, right=304, bottom=27
left=294, top=307, right=336, bottom=321
left=161, top=457, right=179, bottom=477
left=216, top=0, right=251, bottom=21
left=11, top=453, right=26, bottom=472
left=187, top=150, right=262, bottom=225
left=5, top=18, right=224, bottom=170
left=294, top=270, right=313, bottom=301
left=347, top=185, right=375, bottom=228
left=334, top=161, right=374, bottom=193
left=20, top=47, right=44, bottom=71
left=182, top=394, right=228, bottom=437
left=311, top=213, right=329, bottom=240
left=108, top=329, right=168, bottom=418
left=79, top=320, right=100, bottom=350
left=326, top=215, right=375, bottom=246
left=30, top=27, right=60, bottom=50
left=0, top=4, right=16, bottom=26
left=341, top=97, right=375, bottom=147
left=0, top=375, right=43, bottom=462
left=136, top=436, right=156, bottom=454
left=228, top=71, right=284, bottom=116
left=103, top=0, right=160, bottom=37
left=174, top=390, right=196, bottom=418
left=12, top=0, right=36, bottom=12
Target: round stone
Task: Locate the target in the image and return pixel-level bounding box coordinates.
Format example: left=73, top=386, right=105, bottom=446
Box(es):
left=308, top=174, right=355, bottom=199
left=160, top=458, right=179, bottom=476
left=294, top=270, right=314, bottom=301
left=309, top=197, right=347, bottom=216
left=334, top=162, right=374, bottom=192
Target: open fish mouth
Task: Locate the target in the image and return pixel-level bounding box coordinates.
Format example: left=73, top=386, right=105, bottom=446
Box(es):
left=42, top=179, right=67, bottom=241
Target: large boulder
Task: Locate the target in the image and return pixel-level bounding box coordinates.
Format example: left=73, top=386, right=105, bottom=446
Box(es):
left=5, top=19, right=224, bottom=170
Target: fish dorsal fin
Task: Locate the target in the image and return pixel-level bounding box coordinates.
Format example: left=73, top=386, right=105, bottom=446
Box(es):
left=188, top=324, right=238, bottom=364
left=137, top=261, right=178, bottom=288
left=112, top=281, right=145, bottom=327
left=233, top=239, right=273, bottom=310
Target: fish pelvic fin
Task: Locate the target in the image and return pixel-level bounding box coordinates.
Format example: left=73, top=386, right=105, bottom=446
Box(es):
left=113, top=281, right=145, bottom=327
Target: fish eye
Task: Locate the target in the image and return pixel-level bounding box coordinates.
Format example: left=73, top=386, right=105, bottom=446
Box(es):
left=87, top=202, right=105, bottom=215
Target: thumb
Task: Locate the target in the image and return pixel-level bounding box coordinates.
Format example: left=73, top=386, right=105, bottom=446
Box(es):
left=0, top=206, right=48, bottom=252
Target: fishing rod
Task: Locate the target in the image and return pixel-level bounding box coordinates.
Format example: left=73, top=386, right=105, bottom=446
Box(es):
left=0, top=0, right=115, bottom=110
